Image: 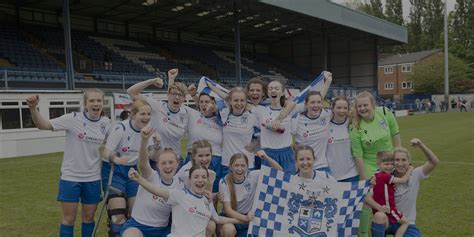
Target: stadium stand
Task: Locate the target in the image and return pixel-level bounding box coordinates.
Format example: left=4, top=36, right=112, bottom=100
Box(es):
left=0, top=24, right=345, bottom=91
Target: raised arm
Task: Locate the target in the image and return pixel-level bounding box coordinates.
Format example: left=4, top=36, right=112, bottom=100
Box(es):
left=392, top=166, right=414, bottom=184
left=320, top=71, right=333, bottom=99
left=127, top=78, right=164, bottom=101
left=392, top=134, right=401, bottom=148
left=214, top=215, right=245, bottom=225
left=167, top=69, right=178, bottom=92
left=255, top=150, right=283, bottom=171
left=410, top=138, right=439, bottom=176
left=138, top=127, right=158, bottom=179
left=128, top=168, right=169, bottom=200
left=26, top=95, right=53, bottom=130
left=350, top=127, right=368, bottom=180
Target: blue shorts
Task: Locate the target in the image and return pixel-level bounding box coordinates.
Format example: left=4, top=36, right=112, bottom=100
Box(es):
left=121, top=217, right=170, bottom=237
left=339, top=175, right=359, bottom=182
left=57, top=179, right=102, bottom=204
left=386, top=223, right=421, bottom=237
left=184, top=153, right=222, bottom=192
left=263, top=147, right=295, bottom=175
left=101, top=161, right=139, bottom=198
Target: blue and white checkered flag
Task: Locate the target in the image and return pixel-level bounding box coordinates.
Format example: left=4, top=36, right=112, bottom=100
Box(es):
left=248, top=166, right=370, bottom=237
left=197, top=76, right=229, bottom=109
left=292, top=72, right=325, bottom=104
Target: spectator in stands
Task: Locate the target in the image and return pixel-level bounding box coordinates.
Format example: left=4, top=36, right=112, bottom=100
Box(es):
left=127, top=69, right=189, bottom=160
left=26, top=89, right=110, bottom=237
left=460, top=98, right=468, bottom=112
left=451, top=99, right=457, bottom=110
left=415, top=98, right=421, bottom=111
left=369, top=138, right=439, bottom=237
left=349, top=91, right=401, bottom=237
left=104, top=52, right=112, bottom=71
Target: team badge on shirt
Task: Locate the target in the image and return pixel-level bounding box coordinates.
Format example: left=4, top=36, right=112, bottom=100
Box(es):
left=241, top=115, right=248, bottom=123
left=320, top=118, right=326, bottom=126
left=379, top=120, right=387, bottom=129
left=100, top=123, right=107, bottom=135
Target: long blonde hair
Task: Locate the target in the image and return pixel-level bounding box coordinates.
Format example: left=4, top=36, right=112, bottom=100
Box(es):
left=226, top=153, right=248, bottom=210
left=226, top=87, right=247, bottom=114
left=350, top=91, right=376, bottom=129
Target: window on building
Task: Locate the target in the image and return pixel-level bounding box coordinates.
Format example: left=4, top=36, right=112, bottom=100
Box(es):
left=49, top=100, right=81, bottom=119
left=384, top=83, right=394, bottom=90
left=402, top=81, right=413, bottom=89
left=0, top=101, right=36, bottom=130
left=384, top=66, right=394, bottom=74
left=401, top=64, right=413, bottom=73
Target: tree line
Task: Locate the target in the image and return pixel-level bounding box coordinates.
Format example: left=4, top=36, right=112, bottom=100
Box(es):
left=344, top=0, right=473, bottom=94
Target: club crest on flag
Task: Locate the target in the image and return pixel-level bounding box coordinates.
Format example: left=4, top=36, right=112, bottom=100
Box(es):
left=248, top=167, right=370, bottom=237
left=287, top=192, right=337, bottom=236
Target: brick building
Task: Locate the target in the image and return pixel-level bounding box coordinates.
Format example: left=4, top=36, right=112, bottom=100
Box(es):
left=378, top=49, right=441, bottom=100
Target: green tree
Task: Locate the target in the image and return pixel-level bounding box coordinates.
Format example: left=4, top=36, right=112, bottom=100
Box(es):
left=367, top=0, right=385, bottom=19
left=407, top=0, right=424, bottom=52
left=410, top=53, right=474, bottom=94
left=385, top=0, right=404, bottom=26
left=450, top=0, right=474, bottom=63
left=344, top=0, right=384, bottom=19
left=422, top=0, right=444, bottom=49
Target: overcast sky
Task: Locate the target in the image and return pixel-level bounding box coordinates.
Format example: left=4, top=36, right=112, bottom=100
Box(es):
left=331, top=0, right=457, bottom=20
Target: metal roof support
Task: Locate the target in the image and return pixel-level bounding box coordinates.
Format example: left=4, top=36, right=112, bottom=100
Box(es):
left=63, top=0, right=75, bottom=90
left=15, top=0, right=21, bottom=28
left=374, top=37, right=379, bottom=95
left=322, top=28, right=328, bottom=71
left=233, top=0, right=242, bottom=86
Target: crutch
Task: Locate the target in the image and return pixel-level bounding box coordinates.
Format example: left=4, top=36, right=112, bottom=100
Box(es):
left=92, top=162, right=115, bottom=237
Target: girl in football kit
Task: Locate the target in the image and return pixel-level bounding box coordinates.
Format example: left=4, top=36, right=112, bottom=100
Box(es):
left=290, top=71, right=333, bottom=172
left=293, top=145, right=337, bottom=182
left=175, top=140, right=218, bottom=237
left=219, top=151, right=283, bottom=237
left=252, top=79, right=298, bottom=174
left=121, top=127, right=183, bottom=237
left=219, top=87, right=260, bottom=177
left=101, top=100, right=153, bottom=236
left=183, top=92, right=223, bottom=192
left=26, top=89, right=111, bottom=237
left=129, top=164, right=242, bottom=237
left=349, top=91, right=401, bottom=237
left=127, top=69, right=189, bottom=159
left=325, top=96, right=359, bottom=182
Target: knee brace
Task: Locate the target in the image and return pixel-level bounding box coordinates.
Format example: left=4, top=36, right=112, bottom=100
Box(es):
left=107, top=207, right=127, bottom=237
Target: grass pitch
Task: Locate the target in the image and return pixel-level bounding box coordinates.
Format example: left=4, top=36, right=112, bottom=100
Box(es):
left=0, top=112, right=472, bottom=236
